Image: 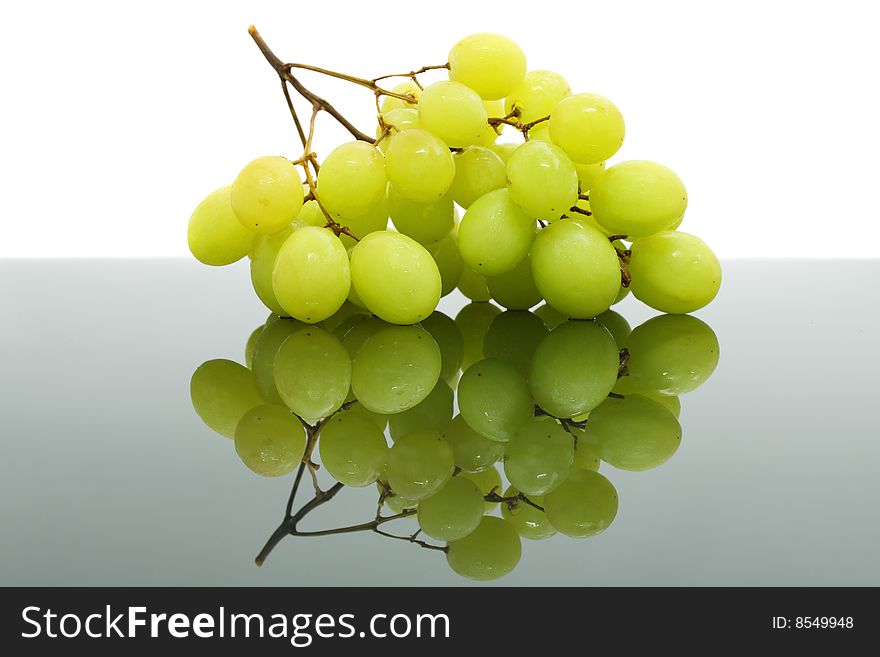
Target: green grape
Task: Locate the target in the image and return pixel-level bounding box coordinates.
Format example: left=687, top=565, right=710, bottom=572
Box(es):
left=548, top=93, right=625, bottom=165
left=388, top=380, right=454, bottom=441
left=628, top=231, right=722, bottom=313
left=430, top=233, right=464, bottom=298
left=459, top=466, right=503, bottom=512
left=505, top=70, right=571, bottom=124
left=337, top=315, right=387, bottom=358
left=273, top=226, right=350, bottom=323
left=317, top=142, right=387, bottom=221
left=444, top=414, right=505, bottom=473
left=273, top=326, right=351, bottom=422
left=380, top=80, right=421, bottom=113
left=478, top=99, right=504, bottom=146
left=385, top=430, right=454, bottom=501
left=530, top=218, right=621, bottom=318
left=572, top=207, right=614, bottom=237
left=448, top=146, right=507, bottom=208
left=586, top=394, right=681, bottom=471
left=388, top=185, right=454, bottom=245
left=574, top=161, right=606, bottom=192
left=350, top=230, right=441, bottom=324
left=190, top=359, right=263, bottom=438
left=233, top=404, right=306, bottom=477
left=543, top=469, right=618, bottom=537
left=448, top=33, right=526, bottom=100
left=504, top=417, right=573, bottom=495
left=346, top=402, right=389, bottom=431
left=486, top=255, right=542, bottom=310
left=376, top=107, right=421, bottom=152
left=251, top=316, right=308, bottom=403
left=457, top=264, right=491, bottom=302
left=346, top=272, right=369, bottom=308
left=590, top=161, right=687, bottom=238
left=351, top=325, right=441, bottom=414
left=612, top=387, right=681, bottom=418
left=418, top=477, right=485, bottom=541
left=382, top=487, right=418, bottom=513
left=446, top=516, right=522, bottom=581
left=418, top=80, right=488, bottom=148
left=455, top=302, right=501, bottom=370
left=385, top=129, right=455, bottom=203
left=458, top=189, right=536, bottom=276
left=500, top=486, right=555, bottom=540
left=527, top=122, right=552, bottom=142
left=292, top=199, right=326, bottom=229
left=533, top=303, right=567, bottom=329
left=623, top=313, right=719, bottom=395
left=488, top=142, right=518, bottom=164
left=245, top=325, right=262, bottom=369
left=595, top=309, right=632, bottom=347
left=338, top=194, right=390, bottom=250
left=482, top=310, right=548, bottom=376
left=459, top=358, right=533, bottom=442
left=529, top=320, right=619, bottom=418
left=250, top=226, right=293, bottom=315
left=419, top=311, right=464, bottom=384
left=506, top=141, right=578, bottom=220
left=322, top=300, right=369, bottom=334
left=319, top=410, right=388, bottom=487
left=188, top=186, right=253, bottom=266
left=572, top=437, right=601, bottom=471
left=231, top=156, right=304, bottom=234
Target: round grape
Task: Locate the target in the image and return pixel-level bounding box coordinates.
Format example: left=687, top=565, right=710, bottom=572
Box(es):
left=188, top=186, right=253, bottom=266
left=507, top=140, right=578, bottom=220
left=446, top=516, right=522, bottom=581
left=231, top=156, right=304, bottom=234
left=458, top=188, right=536, bottom=276
left=543, top=469, right=618, bottom=537
left=385, top=129, right=455, bottom=203
left=448, top=33, right=526, bottom=100
left=234, top=404, right=306, bottom=477
left=319, top=409, right=387, bottom=487
left=385, top=430, right=454, bottom=501
left=549, top=93, right=625, bottom=164
left=504, top=417, right=574, bottom=496
left=458, top=358, right=533, bottom=442
left=190, top=359, right=263, bottom=438
left=418, top=477, right=485, bottom=541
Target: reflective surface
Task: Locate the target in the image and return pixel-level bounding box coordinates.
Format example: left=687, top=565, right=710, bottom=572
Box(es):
left=2, top=259, right=879, bottom=585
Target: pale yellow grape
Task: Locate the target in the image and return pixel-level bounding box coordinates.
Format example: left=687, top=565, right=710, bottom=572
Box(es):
left=272, top=226, right=350, bottom=323
left=448, top=146, right=507, bottom=208
left=443, top=414, right=505, bottom=473
left=388, top=380, right=454, bottom=441
left=418, top=80, right=488, bottom=148
left=505, top=70, right=571, bottom=124
left=611, top=388, right=681, bottom=418
left=500, top=486, right=555, bottom=540
left=385, top=430, right=454, bottom=501
left=245, top=326, right=262, bottom=369
left=388, top=185, right=455, bottom=245
left=317, top=142, right=387, bottom=221
left=448, top=33, right=526, bottom=100
left=338, top=195, right=389, bottom=249
left=233, top=404, right=306, bottom=477
left=488, top=142, right=518, bottom=163
left=420, top=311, right=464, bottom=384
left=292, top=199, right=326, bottom=229
left=528, top=122, right=552, bottom=142
left=350, top=230, right=441, bottom=324
left=486, top=255, right=542, bottom=310
left=530, top=218, right=621, bottom=318
left=346, top=260, right=368, bottom=309
left=446, top=516, right=522, bottom=581
left=506, top=140, right=578, bottom=220
left=590, top=161, right=687, bottom=238
left=586, top=394, right=682, bottom=471
left=458, top=189, right=536, bottom=276
left=430, top=234, right=464, bottom=297
left=380, top=80, right=421, bottom=113
left=543, top=469, right=618, bottom=537
left=529, top=320, right=620, bottom=418
left=251, top=316, right=309, bottom=403
left=190, top=359, right=263, bottom=438
left=376, top=107, right=421, bottom=152
left=418, top=477, right=485, bottom=541
left=231, top=156, right=304, bottom=234
left=273, top=326, right=351, bottom=422
left=319, top=410, right=387, bottom=487
left=504, top=417, right=574, bottom=496
left=250, top=226, right=293, bottom=315
left=385, top=129, right=456, bottom=203
left=628, top=231, right=722, bottom=313
left=457, top=265, right=491, bottom=302
left=455, top=302, right=500, bottom=370
left=350, top=325, right=441, bottom=414
left=549, top=93, right=625, bottom=164
left=596, top=309, right=632, bottom=347
left=574, top=161, right=606, bottom=192
left=478, top=99, right=504, bottom=145
left=187, top=186, right=253, bottom=266
left=458, top=466, right=503, bottom=512
left=482, top=310, right=548, bottom=377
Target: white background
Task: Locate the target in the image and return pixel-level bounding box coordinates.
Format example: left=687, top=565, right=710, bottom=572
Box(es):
left=1, top=0, right=878, bottom=259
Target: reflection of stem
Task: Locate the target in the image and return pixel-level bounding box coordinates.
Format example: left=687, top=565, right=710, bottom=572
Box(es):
left=618, top=348, right=630, bottom=379
left=485, top=490, right=546, bottom=513
left=373, top=527, right=447, bottom=552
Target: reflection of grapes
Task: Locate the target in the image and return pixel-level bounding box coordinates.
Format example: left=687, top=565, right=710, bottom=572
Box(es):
left=418, top=477, right=484, bottom=541
left=501, top=486, right=555, bottom=540
left=458, top=358, right=533, bottom=442
left=446, top=516, right=522, bottom=581
left=544, top=469, right=618, bottom=537
left=504, top=417, right=573, bottom=496
left=319, top=410, right=387, bottom=487
left=385, top=430, right=454, bottom=501
left=234, top=404, right=307, bottom=477
left=190, top=359, right=263, bottom=439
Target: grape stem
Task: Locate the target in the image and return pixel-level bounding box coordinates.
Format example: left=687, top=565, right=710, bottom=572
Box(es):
left=485, top=490, right=546, bottom=513
left=487, top=110, right=550, bottom=140
left=534, top=405, right=588, bottom=432
left=618, top=347, right=630, bottom=379
left=569, top=205, right=592, bottom=217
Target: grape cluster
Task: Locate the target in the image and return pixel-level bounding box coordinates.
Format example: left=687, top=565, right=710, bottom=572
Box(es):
left=191, top=303, right=719, bottom=580
left=188, top=31, right=721, bottom=324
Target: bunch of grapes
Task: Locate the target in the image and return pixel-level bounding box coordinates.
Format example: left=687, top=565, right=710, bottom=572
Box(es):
left=188, top=29, right=721, bottom=323
left=191, top=304, right=719, bottom=580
